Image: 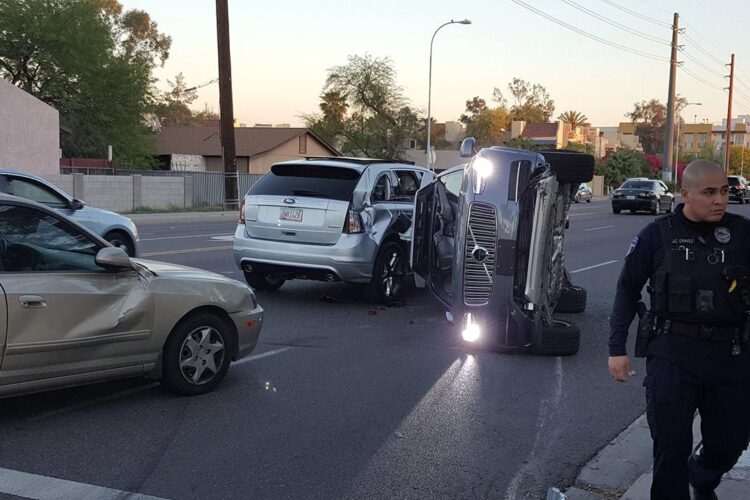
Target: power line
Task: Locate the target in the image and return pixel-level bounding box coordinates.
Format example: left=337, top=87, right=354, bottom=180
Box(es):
left=636, top=0, right=672, bottom=16
left=599, top=0, right=671, bottom=28
left=682, top=51, right=725, bottom=79
left=683, top=35, right=726, bottom=67
left=510, top=0, right=669, bottom=62
left=679, top=65, right=723, bottom=91
left=560, top=0, right=668, bottom=45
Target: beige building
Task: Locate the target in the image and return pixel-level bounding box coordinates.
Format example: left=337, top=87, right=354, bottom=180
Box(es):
left=680, top=123, right=714, bottom=154
left=617, top=122, right=643, bottom=151
left=155, top=126, right=339, bottom=174
left=0, top=78, right=60, bottom=175
left=512, top=121, right=570, bottom=149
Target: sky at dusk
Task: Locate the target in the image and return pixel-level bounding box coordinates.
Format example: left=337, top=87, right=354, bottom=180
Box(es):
left=121, top=0, right=750, bottom=128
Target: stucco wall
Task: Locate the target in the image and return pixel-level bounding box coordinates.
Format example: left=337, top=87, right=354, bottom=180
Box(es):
left=249, top=137, right=333, bottom=174
left=0, top=79, right=60, bottom=175
left=171, top=154, right=206, bottom=172
left=141, top=177, right=186, bottom=209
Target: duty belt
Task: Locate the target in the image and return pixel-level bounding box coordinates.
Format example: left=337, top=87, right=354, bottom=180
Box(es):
left=656, top=317, right=739, bottom=342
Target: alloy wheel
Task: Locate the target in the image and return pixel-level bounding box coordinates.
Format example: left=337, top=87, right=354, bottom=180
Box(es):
left=178, top=326, right=226, bottom=385
left=380, top=249, right=404, bottom=299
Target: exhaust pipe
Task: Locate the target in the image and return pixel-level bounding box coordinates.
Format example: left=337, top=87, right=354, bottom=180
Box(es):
left=243, top=263, right=254, bottom=273
left=325, top=273, right=337, bottom=282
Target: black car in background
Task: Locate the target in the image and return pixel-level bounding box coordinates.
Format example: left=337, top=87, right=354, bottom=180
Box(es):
left=611, top=178, right=674, bottom=215
left=728, top=175, right=749, bottom=204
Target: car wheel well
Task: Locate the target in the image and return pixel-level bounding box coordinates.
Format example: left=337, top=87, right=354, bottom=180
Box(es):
left=169, top=306, right=238, bottom=359
left=104, top=229, right=135, bottom=256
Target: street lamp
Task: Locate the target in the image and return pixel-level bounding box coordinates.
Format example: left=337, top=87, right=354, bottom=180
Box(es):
left=674, top=101, right=702, bottom=183
left=427, top=19, right=471, bottom=171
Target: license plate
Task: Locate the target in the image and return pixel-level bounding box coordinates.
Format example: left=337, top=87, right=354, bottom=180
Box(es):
left=279, top=207, right=303, bottom=222
left=626, top=195, right=636, bottom=200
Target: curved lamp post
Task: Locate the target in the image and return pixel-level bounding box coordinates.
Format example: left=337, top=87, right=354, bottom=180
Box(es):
left=427, top=19, right=471, bottom=171
left=674, top=101, right=702, bottom=183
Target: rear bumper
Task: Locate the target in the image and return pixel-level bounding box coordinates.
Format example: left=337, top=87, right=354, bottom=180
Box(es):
left=233, top=225, right=379, bottom=284
left=230, top=304, right=264, bottom=360
left=612, top=199, right=655, bottom=211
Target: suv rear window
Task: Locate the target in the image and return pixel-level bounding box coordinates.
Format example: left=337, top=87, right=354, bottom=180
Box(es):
left=249, top=164, right=362, bottom=201
left=621, top=180, right=655, bottom=190
left=729, top=177, right=741, bottom=186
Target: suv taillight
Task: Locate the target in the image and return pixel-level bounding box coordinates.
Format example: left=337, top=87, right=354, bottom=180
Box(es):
left=239, top=199, right=246, bottom=224
left=344, top=209, right=364, bottom=234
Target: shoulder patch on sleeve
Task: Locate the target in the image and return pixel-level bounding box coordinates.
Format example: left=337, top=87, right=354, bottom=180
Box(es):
left=626, top=236, right=639, bottom=257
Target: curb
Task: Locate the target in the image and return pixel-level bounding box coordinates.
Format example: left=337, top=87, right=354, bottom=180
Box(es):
left=127, top=211, right=240, bottom=223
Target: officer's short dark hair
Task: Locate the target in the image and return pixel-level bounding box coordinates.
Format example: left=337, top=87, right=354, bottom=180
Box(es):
left=682, top=160, right=725, bottom=190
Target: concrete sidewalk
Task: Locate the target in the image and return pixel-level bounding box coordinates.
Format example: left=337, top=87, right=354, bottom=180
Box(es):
left=127, top=210, right=240, bottom=224
left=562, top=414, right=750, bottom=499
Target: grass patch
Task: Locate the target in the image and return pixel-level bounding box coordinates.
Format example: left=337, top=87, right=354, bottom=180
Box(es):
left=125, top=204, right=227, bottom=214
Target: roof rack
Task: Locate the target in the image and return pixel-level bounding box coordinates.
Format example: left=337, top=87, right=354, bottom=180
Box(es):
left=304, top=156, right=415, bottom=165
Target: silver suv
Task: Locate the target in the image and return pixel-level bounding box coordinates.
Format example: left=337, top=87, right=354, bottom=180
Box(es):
left=412, top=139, right=594, bottom=355
left=233, top=157, right=434, bottom=303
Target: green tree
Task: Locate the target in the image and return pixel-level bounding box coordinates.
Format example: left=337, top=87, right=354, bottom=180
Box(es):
left=625, top=97, right=687, bottom=154
left=304, top=54, right=420, bottom=159
left=0, top=0, right=171, bottom=166
left=597, top=148, right=651, bottom=187
left=459, top=96, right=488, bottom=125
left=558, top=110, right=589, bottom=128
left=565, top=141, right=595, bottom=154
left=466, top=108, right=511, bottom=148
left=152, top=73, right=198, bottom=126
left=729, top=145, right=750, bottom=175
left=504, top=137, right=537, bottom=150
left=494, top=78, right=555, bottom=123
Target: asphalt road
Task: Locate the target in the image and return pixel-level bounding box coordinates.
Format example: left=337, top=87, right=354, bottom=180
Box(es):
left=3, top=199, right=750, bottom=499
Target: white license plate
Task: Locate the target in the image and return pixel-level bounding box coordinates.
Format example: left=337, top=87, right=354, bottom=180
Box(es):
left=626, top=195, right=636, bottom=200
left=279, top=207, right=303, bottom=222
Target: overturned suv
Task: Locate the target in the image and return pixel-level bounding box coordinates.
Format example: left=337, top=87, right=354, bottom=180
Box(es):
left=411, top=138, right=595, bottom=355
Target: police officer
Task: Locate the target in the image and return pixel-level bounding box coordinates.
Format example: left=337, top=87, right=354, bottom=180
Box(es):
left=609, top=160, right=750, bottom=500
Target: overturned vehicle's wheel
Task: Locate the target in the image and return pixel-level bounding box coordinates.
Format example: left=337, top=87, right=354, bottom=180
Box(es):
left=367, top=240, right=406, bottom=304
left=540, top=150, right=595, bottom=184
left=244, top=271, right=285, bottom=291
left=535, top=319, right=581, bottom=356
left=554, top=286, right=587, bottom=314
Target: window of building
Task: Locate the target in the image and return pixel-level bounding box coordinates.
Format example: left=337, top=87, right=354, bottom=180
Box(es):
left=298, top=135, right=307, bottom=155
left=734, top=133, right=745, bottom=146
left=698, top=134, right=707, bottom=148
left=684, top=134, right=694, bottom=150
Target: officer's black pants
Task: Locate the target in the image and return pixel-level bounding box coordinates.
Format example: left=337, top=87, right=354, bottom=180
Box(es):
left=645, top=334, right=750, bottom=499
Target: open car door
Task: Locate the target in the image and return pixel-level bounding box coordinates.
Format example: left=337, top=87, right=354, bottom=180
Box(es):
left=411, top=180, right=456, bottom=309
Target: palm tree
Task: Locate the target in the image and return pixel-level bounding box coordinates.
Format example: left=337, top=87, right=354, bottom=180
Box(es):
left=557, top=110, right=589, bottom=128
left=319, top=91, right=348, bottom=122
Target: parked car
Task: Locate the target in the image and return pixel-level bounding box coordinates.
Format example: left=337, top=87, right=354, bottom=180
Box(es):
left=0, top=194, right=263, bottom=398
left=611, top=178, right=674, bottom=215
left=573, top=182, right=592, bottom=203
left=728, top=175, right=749, bottom=204
left=234, top=157, right=433, bottom=303
left=0, top=168, right=139, bottom=256
left=411, top=139, right=594, bottom=355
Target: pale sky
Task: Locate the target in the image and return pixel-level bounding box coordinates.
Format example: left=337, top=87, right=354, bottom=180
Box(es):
left=121, top=0, right=750, bottom=128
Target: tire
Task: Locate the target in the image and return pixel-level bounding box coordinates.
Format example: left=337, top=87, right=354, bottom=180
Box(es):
left=243, top=270, right=284, bottom=291
left=162, top=312, right=234, bottom=396
left=104, top=230, right=135, bottom=257
left=539, top=150, right=595, bottom=184
left=554, top=286, right=587, bottom=314
left=613, top=206, right=621, bottom=214
left=586, top=198, right=591, bottom=203
left=366, top=240, right=406, bottom=304
left=535, top=319, right=580, bottom=356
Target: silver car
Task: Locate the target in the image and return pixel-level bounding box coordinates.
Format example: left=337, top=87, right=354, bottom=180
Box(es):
left=0, top=168, right=140, bottom=256
left=234, top=157, right=434, bottom=303
left=0, top=194, right=263, bottom=398
left=412, top=139, right=594, bottom=355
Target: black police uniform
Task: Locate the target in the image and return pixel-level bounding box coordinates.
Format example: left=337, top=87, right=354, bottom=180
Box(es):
left=610, top=203, right=750, bottom=499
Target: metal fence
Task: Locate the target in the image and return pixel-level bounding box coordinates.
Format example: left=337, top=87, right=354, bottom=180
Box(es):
left=59, top=168, right=264, bottom=207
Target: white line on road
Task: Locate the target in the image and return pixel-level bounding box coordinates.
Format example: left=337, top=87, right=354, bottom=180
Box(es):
left=140, top=233, right=229, bottom=241
left=0, top=467, right=166, bottom=500
left=236, top=347, right=292, bottom=365
left=570, top=259, right=619, bottom=274
left=210, top=235, right=234, bottom=241
left=141, top=245, right=233, bottom=257
left=568, top=211, right=610, bottom=217
left=584, top=225, right=615, bottom=232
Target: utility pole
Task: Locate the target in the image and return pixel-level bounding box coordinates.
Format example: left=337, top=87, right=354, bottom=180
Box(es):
left=662, top=13, right=680, bottom=183
left=724, top=54, right=735, bottom=172
left=216, top=0, right=238, bottom=210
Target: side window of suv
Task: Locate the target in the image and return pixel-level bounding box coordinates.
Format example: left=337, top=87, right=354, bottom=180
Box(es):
left=439, top=170, right=463, bottom=200
left=392, top=170, right=422, bottom=202
left=371, top=174, right=391, bottom=203
left=7, top=177, right=69, bottom=209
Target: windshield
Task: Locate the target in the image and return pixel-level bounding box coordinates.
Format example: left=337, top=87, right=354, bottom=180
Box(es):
left=729, top=177, right=741, bottom=186
left=249, top=164, right=362, bottom=201
left=620, top=180, right=655, bottom=190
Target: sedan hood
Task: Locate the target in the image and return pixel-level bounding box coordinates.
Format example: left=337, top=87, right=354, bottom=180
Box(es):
left=132, top=258, right=229, bottom=280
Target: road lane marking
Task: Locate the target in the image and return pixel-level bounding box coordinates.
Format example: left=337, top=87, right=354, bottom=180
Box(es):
left=141, top=233, right=229, bottom=241
left=568, top=211, right=610, bottom=217
left=570, top=259, right=619, bottom=274
left=0, top=467, right=166, bottom=500
left=236, top=347, right=292, bottom=365
left=584, top=225, right=615, bottom=232
left=141, top=245, right=233, bottom=257
left=210, top=235, right=234, bottom=241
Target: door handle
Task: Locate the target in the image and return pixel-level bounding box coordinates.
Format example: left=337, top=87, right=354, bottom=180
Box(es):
left=19, top=295, right=46, bottom=309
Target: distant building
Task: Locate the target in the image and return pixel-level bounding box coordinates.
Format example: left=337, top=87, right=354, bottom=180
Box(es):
left=713, top=117, right=749, bottom=150
left=679, top=123, right=714, bottom=154
left=0, top=78, right=60, bottom=175
left=617, top=122, right=644, bottom=151
left=512, top=120, right=569, bottom=149
left=155, top=126, right=339, bottom=174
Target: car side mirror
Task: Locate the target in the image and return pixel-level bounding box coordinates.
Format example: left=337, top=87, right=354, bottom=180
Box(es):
left=459, top=137, right=477, bottom=158
left=96, top=247, right=133, bottom=269
left=70, top=199, right=84, bottom=210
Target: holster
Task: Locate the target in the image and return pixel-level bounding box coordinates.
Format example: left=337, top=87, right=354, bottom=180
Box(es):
left=634, top=302, right=655, bottom=358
